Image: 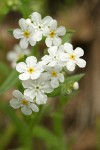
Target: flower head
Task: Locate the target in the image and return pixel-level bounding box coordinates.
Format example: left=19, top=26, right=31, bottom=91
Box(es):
left=22, top=75, right=53, bottom=105
left=7, top=44, right=31, bottom=68
left=60, top=43, right=86, bottom=71
left=41, top=46, right=64, bottom=67
left=10, top=90, right=39, bottom=115
left=16, top=56, right=43, bottom=80
left=13, top=18, right=37, bottom=49
left=43, top=20, right=66, bottom=47
left=43, top=66, right=64, bottom=88
left=30, top=12, right=53, bottom=42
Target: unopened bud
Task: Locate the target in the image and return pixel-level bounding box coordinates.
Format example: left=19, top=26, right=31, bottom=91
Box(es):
left=73, top=82, right=79, bottom=90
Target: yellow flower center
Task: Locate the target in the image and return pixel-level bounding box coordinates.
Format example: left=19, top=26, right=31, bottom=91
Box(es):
left=28, top=67, right=35, bottom=74
left=69, top=54, right=75, bottom=60
left=49, top=30, right=55, bottom=38
left=24, top=30, right=30, bottom=38
left=21, top=99, right=28, bottom=105
left=51, top=71, right=57, bottom=77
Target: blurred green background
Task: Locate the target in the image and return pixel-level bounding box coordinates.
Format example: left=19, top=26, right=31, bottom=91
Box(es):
left=0, top=0, right=100, bottom=150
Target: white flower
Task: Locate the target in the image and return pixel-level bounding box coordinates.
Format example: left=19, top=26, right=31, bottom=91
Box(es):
left=31, top=12, right=53, bottom=42
left=10, top=90, right=39, bottom=115
left=73, top=82, right=79, bottom=90
left=22, top=75, right=53, bottom=105
left=41, top=46, right=64, bottom=67
left=43, top=20, right=66, bottom=47
left=16, top=56, right=43, bottom=80
left=13, top=18, right=36, bottom=49
left=43, top=66, right=64, bottom=88
left=7, top=44, right=31, bottom=68
left=60, top=43, right=86, bottom=71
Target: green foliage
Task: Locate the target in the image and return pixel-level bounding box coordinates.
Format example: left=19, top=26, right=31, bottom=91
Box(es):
left=62, top=30, right=75, bottom=43
left=33, top=125, right=66, bottom=150
left=0, top=70, right=18, bottom=94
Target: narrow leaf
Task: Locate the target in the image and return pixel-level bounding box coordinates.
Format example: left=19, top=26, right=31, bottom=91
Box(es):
left=0, top=70, right=18, bottom=94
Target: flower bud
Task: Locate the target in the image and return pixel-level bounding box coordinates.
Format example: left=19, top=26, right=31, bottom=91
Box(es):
left=73, top=82, right=79, bottom=90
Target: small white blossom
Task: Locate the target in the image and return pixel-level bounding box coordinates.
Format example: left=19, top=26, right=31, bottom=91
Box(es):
left=16, top=56, right=43, bottom=80
left=73, top=82, right=79, bottom=90
left=41, top=46, right=64, bottom=67
left=60, top=43, right=86, bottom=71
left=22, top=75, right=53, bottom=105
left=10, top=90, right=39, bottom=115
left=43, top=20, right=66, bottom=47
left=31, top=12, right=53, bottom=42
left=43, top=66, right=64, bottom=88
left=7, top=44, right=31, bottom=68
left=13, top=18, right=36, bottom=49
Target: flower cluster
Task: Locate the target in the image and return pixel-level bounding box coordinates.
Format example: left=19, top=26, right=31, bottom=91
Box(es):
left=10, top=12, right=86, bottom=115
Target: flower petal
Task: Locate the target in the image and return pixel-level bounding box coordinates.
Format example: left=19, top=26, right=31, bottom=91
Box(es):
left=48, top=46, right=58, bottom=56
left=19, top=38, right=28, bottom=49
left=31, top=71, right=41, bottom=80
left=19, top=18, right=28, bottom=30
left=64, top=43, right=73, bottom=53
left=36, top=91, right=47, bottom=105
left=12, top=90, right=23, bottom=100
left=45, top=37, right=52, bottom=47
left=42, top=16, right=53, bottom=26
left=31, top=12, right=41, bottom=25
left=43, top=27, right=50, bottom=36
left=41, top=55, right=51, bottom=65
left=24, top=89, right=35, bottom=99
left=21, top=106, right=32, bottom=115
left=10, top=98, right=21, bottom=109
left=59, top=52, right=68, bottom=61
left=76, top=58, right=86, bottom=68
left=66, top=61, right=75, bottom=71
left=74, top=47, right=84, bottom=57
left=26, top=56, right=37, bottom=66
left=13, top=29, right=23, bottom=39
left=50, top=20, right=57, bottom=30
left=42, top=82, right=53, bottom=93
left=53, top=37, right=62, bottom=46
left=32, top=31, right=42, bottom=41
left=22, top=79, right=33, bottom=88
left=30, top=103, right=39, bottom=112
left=16, top=62, right=27, bottom=73
left=57, top=73, right=64, bottom=83
left=51, top=78, right=59, bottom=88
left=29, top=37, right=36, bottom=46
left=56, top=26, right=66, bottom=36
left=19, top=72, right=30, bottom=80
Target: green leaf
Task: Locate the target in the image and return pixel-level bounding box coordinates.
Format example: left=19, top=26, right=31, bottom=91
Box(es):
left=33, top=125, right=66, bottom=150
left=62, top=30, right=75, bottom=43
left=0, top=102, right=32, bottom=149
left=0, top=61, right=10, bottom=76
left=0, top=70, right=18, bottom=94
left=47, top=86, right=61, bottom=97
left=64, top=73, right=85, bottom=84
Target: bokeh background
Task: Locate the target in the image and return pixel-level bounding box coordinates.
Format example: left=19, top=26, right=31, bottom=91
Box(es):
left=0, top=0, right=100, bottom=150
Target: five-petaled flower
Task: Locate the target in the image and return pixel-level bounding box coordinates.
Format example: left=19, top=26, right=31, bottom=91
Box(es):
left=16, top=56, right=43, bottom=80
left=43, top=20, right=66, bottom=47
left=13, top=18, right=37, bottom=49
left=7, top=44, right=31, bottom=68
left=60, top=43, right=86, bottom=71
left=10, top=90, right=39, bottom=115
left=22, top=75, right=53, bottom=105
left=30, top=12, right=53, bottom=42
left=43, top=66, right=64, bottom=88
